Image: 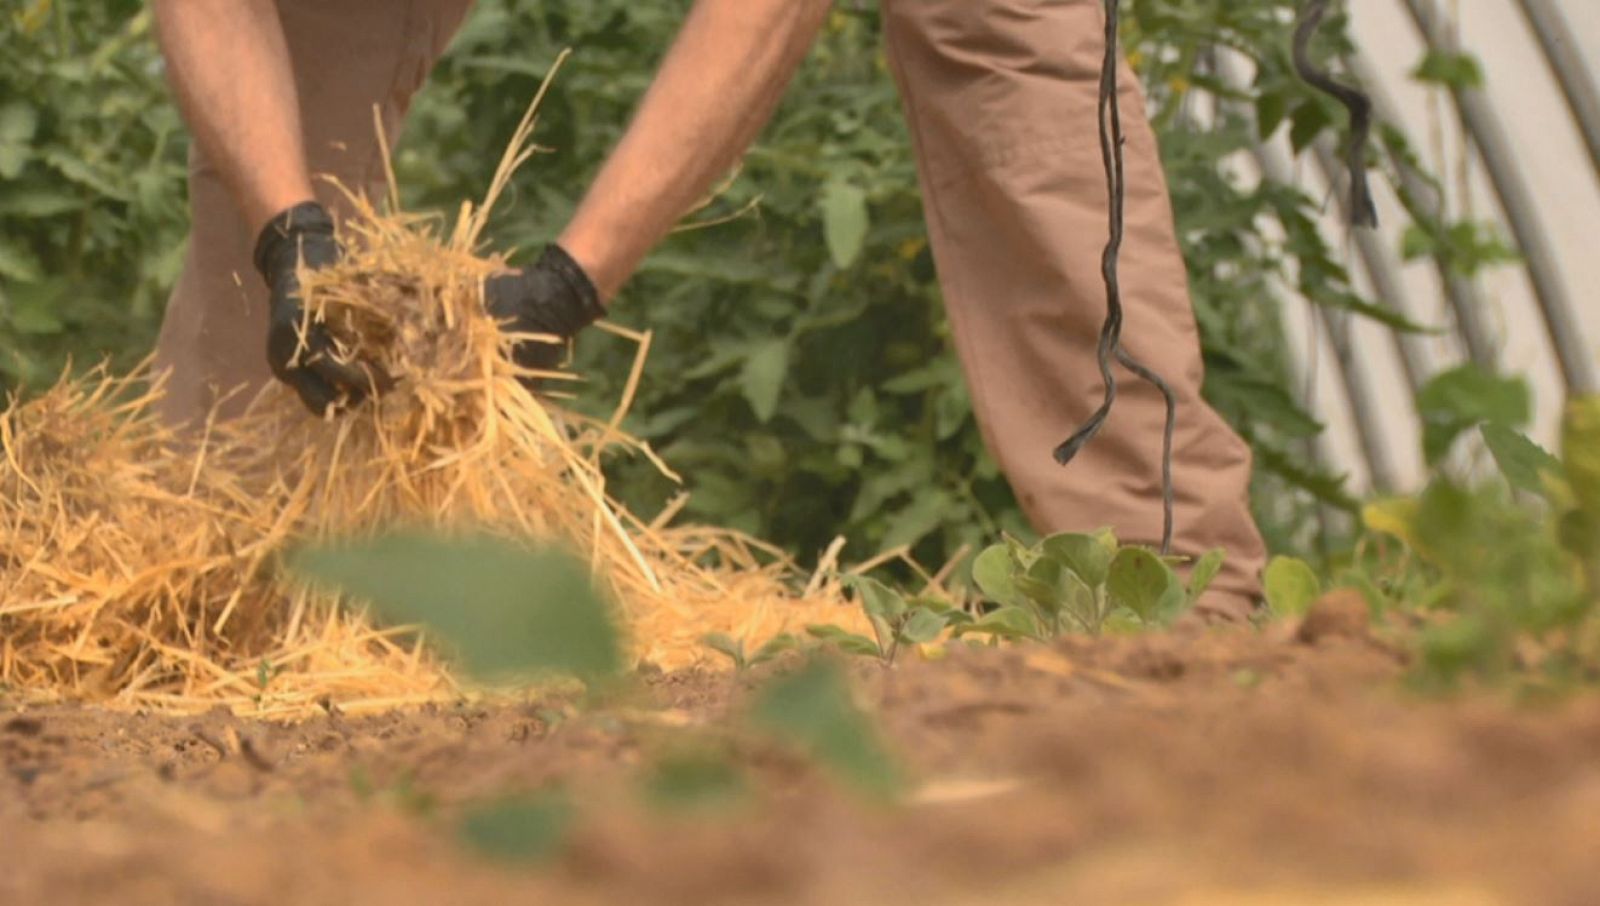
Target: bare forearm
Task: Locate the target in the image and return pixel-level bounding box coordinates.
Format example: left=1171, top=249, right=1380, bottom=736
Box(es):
left=558, top=0, right=832, bottom=300
left=152, top=0, right=313, bottom=234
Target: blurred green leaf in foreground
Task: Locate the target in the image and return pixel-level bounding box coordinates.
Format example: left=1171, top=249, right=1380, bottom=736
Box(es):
left=290, top=531, right=621, bottom=683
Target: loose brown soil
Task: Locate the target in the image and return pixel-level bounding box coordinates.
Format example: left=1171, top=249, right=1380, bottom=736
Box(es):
left=6, top=607, right=1600, bottom=905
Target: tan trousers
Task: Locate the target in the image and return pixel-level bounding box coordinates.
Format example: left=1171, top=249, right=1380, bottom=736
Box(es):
left=155, top=0, right=1267, bottom=604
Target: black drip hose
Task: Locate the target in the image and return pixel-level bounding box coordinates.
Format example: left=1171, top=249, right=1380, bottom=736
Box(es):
left=1293, top=0, right=1379, bottom=228
left=1052, top=0, right=1179, bottom=556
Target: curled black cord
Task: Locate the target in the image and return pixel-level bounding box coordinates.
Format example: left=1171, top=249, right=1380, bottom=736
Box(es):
left=1293, top=0, right=1379, bottom=228
left=1052, top=0, right=1179, bottom=556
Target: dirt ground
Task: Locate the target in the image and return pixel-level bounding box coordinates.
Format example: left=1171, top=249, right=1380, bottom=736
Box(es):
left=6, top=600, right=1600, bottom=906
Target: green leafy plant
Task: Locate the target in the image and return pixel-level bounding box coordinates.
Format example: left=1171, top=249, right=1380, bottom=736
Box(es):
left=1, top=2, right=188, bottom=389
left=804, top=576, right=964, bottom=664
left=967, top=530, right=1220, bottom=639
left=1337, top=392, right=1600, bottom=687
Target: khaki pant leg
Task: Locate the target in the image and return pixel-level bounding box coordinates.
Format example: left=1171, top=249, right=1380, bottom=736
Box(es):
left=882, top=0, right=1267, bottom=604
left=154, top=0, right=476, bottom=426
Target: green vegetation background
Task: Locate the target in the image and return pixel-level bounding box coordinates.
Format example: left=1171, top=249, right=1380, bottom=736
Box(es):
left=1, top=0, right=1458, bottom=570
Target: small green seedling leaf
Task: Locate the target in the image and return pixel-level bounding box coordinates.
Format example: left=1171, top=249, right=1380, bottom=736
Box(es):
left=971, top=544, right=1022, bottom=607
left=956, top=605, right=1040, bottom=640
left=1038, top=532, right=1115, bottom=587
left=748, top=658, right=901, bottom=799
left=1481, top=423, right=1561, bottom=497
left=849, top=575, right=908, bottom=621
left=1107, top=547, right=1185, bottom=622
left=458, top=791, right=574, bottom=864
left=1263, top=555, right=1321, bottom=618
left=1015, top=555, right=1069, bottom=618
left=1187, top=548, right=1227, bottom=603
left=701, top=633, right=747, bottom=670
left=290, top=532, right=621, bottom=682
left=899, top=607, right=949, bottom=645
left=805, top=624, right=882, bottom=658
left=749, top=633, right=801, bottom=667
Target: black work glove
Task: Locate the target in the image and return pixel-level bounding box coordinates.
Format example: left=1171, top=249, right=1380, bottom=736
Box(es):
left=253, top=201, right=371, bottom=415
left=483, top=244, right=605, bottom=380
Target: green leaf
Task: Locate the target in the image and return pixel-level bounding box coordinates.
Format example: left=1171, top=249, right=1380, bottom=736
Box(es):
left=0, top=102, right=37, bottom=181
left=1256, top=90, right=1289, bottom=141
left=739, top=337, right=790, bottom=423
left=971, top=544, right=1022, bottom=608
left=1263, top=556, right=1321, bottom=618
left=1106, top=547, right=1185, bottom=622
left=40, top=148, right=131, bottom=201
left=956, top=605, right=1040, bottom=640
left=848, top=575, right=907, bottom=621
left=0, top=235, right=43, bottom=283
left=1015, top=555, right=1069, bottom=617
left=701, top=633, right=747, bottom=669
left=804, top=624, right=882, bottom=658
left=821, top=179, right=869, bottom=269
left=877, top=489, right=950, bottom=551
left=1038, top=531, right=1116, bottom=588
left=899, top=607, right=949, bottom=644
left=1480, top=423, right=1561, bottom=497
left=1416, top=365, right=1531, bottom=464
left=1187, top=548, right=1227, bottom=603
left=0, top=188, right=84, bottom=218
left=1288, top=99, right=1333, bottom=153
left=1412, top=50, right=1485, bottom=90
left=289, top=532, right=621, bottom=682
left=749, top=633, right=801, bottom=667
left=458, top=791, right=573, bottom=864
left=748, top=658, right=901, bottom=799
left=5, top=277, right=65, bottom=334
left=1563, top=395, right=1600, bottom=518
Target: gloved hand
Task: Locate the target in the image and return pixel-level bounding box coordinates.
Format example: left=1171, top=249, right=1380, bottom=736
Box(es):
left=253, top=201, right=371, bottom=415
left=483, top=244, right=606, bottom=380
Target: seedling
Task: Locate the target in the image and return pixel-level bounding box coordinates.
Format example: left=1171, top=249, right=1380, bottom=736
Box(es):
left=967, top=529, right=1216, bottom=639
left=253, top=657, right=281, bottom=707
left=700, top=632, right=800, bottom=672
left=806, top=576, right=967, bottom=664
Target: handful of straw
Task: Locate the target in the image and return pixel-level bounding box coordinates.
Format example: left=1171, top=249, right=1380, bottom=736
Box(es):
left=0, top=58, right=863, bottom=717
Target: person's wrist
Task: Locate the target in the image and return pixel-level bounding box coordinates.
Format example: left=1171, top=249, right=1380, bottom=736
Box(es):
left=253, top=200, right=335, bottom=289
left=553, top=230, right=620, bottom=303
left=540, top=243, right=606, bottom=326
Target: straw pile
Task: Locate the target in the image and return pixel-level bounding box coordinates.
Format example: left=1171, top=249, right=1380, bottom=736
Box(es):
left=0, top=66, right=866, bottom=717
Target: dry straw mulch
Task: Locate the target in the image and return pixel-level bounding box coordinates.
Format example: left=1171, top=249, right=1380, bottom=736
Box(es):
left=0, top=60, right=866, bottom=718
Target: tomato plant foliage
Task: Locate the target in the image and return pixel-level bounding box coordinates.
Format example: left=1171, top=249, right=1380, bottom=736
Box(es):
left=3, top=0, right=1493, bottom=573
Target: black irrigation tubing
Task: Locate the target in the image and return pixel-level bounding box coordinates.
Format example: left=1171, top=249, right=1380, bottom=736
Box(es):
left=1292, top=0, right=1379, bottom=229
left=1053, top=0, right=1179, bottom=556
